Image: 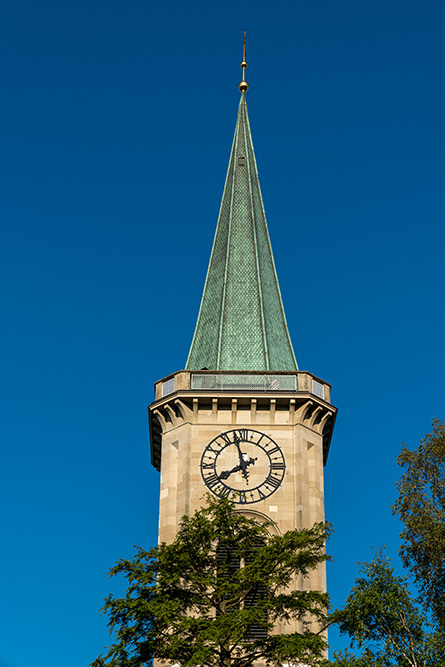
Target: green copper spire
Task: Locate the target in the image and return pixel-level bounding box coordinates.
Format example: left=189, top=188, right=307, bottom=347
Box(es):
left=186, top=89, right=298, bottom=372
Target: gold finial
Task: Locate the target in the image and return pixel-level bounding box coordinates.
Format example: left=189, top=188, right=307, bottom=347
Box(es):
left=238, top=30, right=249, bottom=92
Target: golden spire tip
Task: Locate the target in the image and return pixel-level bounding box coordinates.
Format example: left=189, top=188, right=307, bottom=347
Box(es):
left=238, top=30, right=249, bottom=93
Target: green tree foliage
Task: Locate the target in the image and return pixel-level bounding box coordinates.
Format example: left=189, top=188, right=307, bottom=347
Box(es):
left=324, top=648, right=385, bottom=667
left=328, top=550, right=443, bottom=667
left=92, top=495, right=331, bottom=667
left=393, top=418, right=445, bottom=628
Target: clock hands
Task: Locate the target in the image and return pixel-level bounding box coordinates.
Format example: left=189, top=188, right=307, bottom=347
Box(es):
left=219, top=456, right=257, bottom=481
left=220, top=432, right=257, bottom=483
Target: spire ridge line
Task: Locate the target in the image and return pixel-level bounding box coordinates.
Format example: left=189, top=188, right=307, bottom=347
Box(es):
left=242, top=103, right=270, bottom=369
left=216, top=108, right=239, bottom=369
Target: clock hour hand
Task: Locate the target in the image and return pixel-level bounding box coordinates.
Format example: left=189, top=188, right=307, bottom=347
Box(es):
left=219, top=464, right=243, bottom=480
left=219, top=456, right=257, bottom=481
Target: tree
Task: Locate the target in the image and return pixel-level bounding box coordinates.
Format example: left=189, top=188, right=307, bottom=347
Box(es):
left=327, top=550, right=443, bottom=667
left=324, top=421, right=445, bottom=666
left=92, top=495, right=331, bottom=667
left=392, top=418, right=445, bottom=629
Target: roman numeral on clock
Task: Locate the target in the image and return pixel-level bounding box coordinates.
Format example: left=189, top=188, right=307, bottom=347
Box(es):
left=265, top=474, right=281, bottom=490
left=236, top=490, right=247, bottom=503
left=237, top=428, right=248, bottom=441
left=204, top=473, right=220, bottom=488
left=203, top=473, right=231, bottom=498
left=257, top=488, right=266, bottom=501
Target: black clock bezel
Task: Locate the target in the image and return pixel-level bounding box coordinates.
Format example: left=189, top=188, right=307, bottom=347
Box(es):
left=200, top=428, right=286, bottom=504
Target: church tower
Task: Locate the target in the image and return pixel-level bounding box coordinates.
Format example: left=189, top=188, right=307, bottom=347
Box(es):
left=148, top=37, right=336, bottom=601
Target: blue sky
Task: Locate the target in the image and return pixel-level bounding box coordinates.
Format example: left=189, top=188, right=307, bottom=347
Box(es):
left=1, top=1, right=444, bottom=664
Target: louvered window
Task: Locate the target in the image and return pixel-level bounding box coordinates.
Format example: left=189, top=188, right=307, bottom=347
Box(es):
left=216, top=545, right=268, bottom=640
left=216, top=547, right=241, bottom=616
left=244, top=545, right=268, bottom=640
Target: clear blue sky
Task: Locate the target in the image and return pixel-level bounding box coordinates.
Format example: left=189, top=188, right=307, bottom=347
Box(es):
left=1, top=1, right=444, bottom=664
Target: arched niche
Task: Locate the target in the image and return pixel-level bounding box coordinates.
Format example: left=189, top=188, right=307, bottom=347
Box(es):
left=234, top=508, right=281, bottom=536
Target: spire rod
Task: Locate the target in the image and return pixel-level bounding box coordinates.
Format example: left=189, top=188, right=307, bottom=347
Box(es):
left=238, top=30, right=249, bottom=93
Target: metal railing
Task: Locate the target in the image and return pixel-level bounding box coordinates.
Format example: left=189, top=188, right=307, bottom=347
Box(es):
left=191, top=374, right=297, bottom=392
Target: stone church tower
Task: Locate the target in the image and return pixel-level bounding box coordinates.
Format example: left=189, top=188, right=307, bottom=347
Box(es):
left=148, top=40, right=336, bottom=603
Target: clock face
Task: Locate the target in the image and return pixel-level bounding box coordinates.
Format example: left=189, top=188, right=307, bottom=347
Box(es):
left=200, top=428, right=286, bottom=504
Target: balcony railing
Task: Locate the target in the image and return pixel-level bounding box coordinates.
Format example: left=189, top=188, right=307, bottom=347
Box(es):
left=190, top=373, right=297, bottom=392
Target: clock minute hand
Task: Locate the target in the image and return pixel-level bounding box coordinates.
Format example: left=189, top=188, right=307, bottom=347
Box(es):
left=233, top=433, right=244, bottom=462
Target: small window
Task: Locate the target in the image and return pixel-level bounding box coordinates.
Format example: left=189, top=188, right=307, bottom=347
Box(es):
left=312, top=379, right=325, bottom=399
left=162, top=378, right=175, bottom=397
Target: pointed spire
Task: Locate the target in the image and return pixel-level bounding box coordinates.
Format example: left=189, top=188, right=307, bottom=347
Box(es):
left=186, top=48, right=297, bottom=372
